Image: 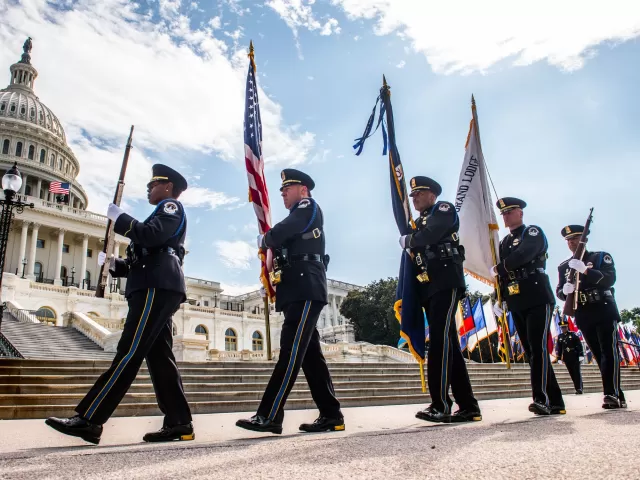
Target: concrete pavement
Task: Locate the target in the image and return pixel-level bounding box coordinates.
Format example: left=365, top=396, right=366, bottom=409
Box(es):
left=0, top=391, right=638, bottom=479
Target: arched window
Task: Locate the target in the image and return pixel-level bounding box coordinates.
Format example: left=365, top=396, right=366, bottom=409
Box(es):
left=20, top=105, right=26, bottom=116
left=252, top=331, right=263, bottom=351
left=2, top=139, right=9, bottom=154
left=50, top=154, right=55, bottom=167
left=34, top=261, right=43, bottom=280
left=28, top=145, right=34, bottom=160
left=30, top=107, right=35, bottom=119
left=172, top=323, right=178, bottom=336
left=225, top=328, right=237, bottom=351
left=39, top=149, right=45, bottom=163
left=10, top=104, right=16, bottom=113
left=57, top=158, right=62, bottom=170
left=15, top=141, right=22, bottom=157
left=195, top=324, right=209, bottom=340
left=38, top=111, right=43, bottom=123
left=0, top=102, right=5, bottom=112
left=35, top=306, right=56, bottom=325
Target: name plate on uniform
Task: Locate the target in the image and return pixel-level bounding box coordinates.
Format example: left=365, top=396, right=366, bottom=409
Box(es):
left=416, top=272, right=430, bottom=283
left=269, top=270, right=282, bottom=285
left=507, top=282, right=520, bottom=295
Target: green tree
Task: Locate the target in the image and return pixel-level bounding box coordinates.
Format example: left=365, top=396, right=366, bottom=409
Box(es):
left=339, top=277, right=401, bottom=346
left=466, top=289, right=491, bottom=307
left=621, top=308, right=640, bottom=330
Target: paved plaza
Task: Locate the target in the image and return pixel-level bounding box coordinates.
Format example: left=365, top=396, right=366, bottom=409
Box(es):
left=0, top=391, right=638, bottom=479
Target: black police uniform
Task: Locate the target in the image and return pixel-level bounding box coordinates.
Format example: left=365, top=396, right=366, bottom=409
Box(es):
left=237, top=169, right=342, bottom=434
left=495, top=197, right=564, bottom=413
left=556, top=224, right=625, bottom=407
left=405, top=176, right=479, bottom=420
left=46, top=164, right=193, bottom=444
left=555, top=325, right=584, bottom=393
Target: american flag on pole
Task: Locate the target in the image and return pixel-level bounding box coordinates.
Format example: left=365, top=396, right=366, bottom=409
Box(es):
left=49, top=181, right=70, bottom=194
left=244, top=42, right=275, bottom=301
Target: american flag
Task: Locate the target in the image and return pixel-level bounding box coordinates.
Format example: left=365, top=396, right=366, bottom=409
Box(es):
left=49, top=181, right=70, bottom=194
left=244, top=43, right=275, bottom=301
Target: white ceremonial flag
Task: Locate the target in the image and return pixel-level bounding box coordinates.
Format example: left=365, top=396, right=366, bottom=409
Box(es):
left=454, top=96, right=500, bottom=285
left=483, top=299, right=498, bottom=335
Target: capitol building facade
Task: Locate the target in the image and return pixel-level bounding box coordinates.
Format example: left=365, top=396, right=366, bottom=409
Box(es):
left=0, top=40, right=359, bottom=361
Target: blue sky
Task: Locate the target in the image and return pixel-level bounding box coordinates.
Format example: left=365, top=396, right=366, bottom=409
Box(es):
left=1, top=0, right=639, bottom=308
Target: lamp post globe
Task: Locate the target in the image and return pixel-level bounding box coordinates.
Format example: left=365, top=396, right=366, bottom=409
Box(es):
left=2, top=162, right=22, bottom=196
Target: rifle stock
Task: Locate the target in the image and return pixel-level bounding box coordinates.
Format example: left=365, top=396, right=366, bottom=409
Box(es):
left=95, top=126, right=135, bottom=298
left=562, top=207, right=594, bottom=316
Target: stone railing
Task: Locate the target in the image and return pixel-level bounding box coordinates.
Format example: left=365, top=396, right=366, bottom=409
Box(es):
left=13, top=193, right=103, bottom=224
left=318, top=341, right=413, bottom=363
left=207, top=349, right=279, bottom=362
left=5, top=301, right=40, bottom=324
left=362, top=344, right=414, bottom=363
left=67, top=311, right=120, bottom=350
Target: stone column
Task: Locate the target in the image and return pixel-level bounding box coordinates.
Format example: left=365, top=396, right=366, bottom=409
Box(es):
left=80, top=234, right=89, bottom=289
left=26, top=223, right=40, bottom=279
left=331, top=295, right=337, bottom=327
left=18, top=221, right=29, bottom=272
left=53, top=229, right=65, bottom=286
left=20, top=174, right=28, bottom=195
left=35, top=178, right=42, bottom=199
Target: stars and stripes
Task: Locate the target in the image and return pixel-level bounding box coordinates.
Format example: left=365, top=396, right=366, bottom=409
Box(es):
left=49, top=181, right=69, bottom=194
left=244, top=45, right=275, bottom=301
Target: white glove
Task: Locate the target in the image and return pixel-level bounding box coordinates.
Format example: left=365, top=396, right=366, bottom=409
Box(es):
left=563, top=283, right=575, bottom=295
left=257, top=234, right=264, bottom=249
left=579, top=356, right=585, bottom=362
left=260, top=286, right=266, bottom=297
left=490, top=265, right=498, bottom=277
left=493, top=302, right=505, bottom=318
left=568, top=258, right=588, bottom=274
left=97, top=251, right=107, bottom=266
left=107, top=203, right=125, bottom=222
left=399, top=235, right=409, bottom=249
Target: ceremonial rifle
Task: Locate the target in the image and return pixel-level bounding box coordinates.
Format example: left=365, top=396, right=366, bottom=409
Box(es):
left=95, top=126, right=134, bottom=298
left=562, top=208, right=594, bottom=316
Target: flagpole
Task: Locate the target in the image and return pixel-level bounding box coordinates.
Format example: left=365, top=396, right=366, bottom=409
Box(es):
left=248, top=40, right=272, bottom=361
left=471, top=96, right=511, bottom=370
left=476, top=331, right=483, bottom=363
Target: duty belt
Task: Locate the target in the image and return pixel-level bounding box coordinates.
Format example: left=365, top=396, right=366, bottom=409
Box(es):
left=507, top=267, right=545, bottom=281
left=578, top=288, right=613, bottom=305
left=291, top=253, right=323, bottom=263
left=141, top=247, right=178, bottom=256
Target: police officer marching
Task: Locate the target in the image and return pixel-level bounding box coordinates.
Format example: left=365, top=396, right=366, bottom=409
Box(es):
left=491, top=198, right=565, bottom=416
left=236, top=169, right=344, bottom=434
left=399, top=176, right=481, bottom=424
left=556, top=224, right=627, bottom=409
left=45, top=164, right=194, bottom=444
left=555, top=317, right=584, bottom=394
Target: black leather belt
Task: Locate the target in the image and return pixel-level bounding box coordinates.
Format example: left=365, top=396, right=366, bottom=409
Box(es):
left=508, top=267, right=545, bottom=280
left=141, top=247, right=177, bottom=256
left=291, top=253, right=322, bottom=262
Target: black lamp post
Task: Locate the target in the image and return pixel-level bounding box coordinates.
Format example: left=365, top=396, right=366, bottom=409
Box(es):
left=20, top=258, right=27, bottom=279
left=70, top=266, right=76, bottom=286
left=0, top=162, right=34, bottom=330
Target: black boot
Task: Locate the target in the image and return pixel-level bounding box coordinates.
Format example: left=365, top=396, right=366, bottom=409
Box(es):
left=528, top=402, right=551, bottom=416
left=415, top=405, right=451, bottom=424
left=450, top=408, right=482, bottom=423
left=299, top=415, right=345, bottom=433
left=602, top=395, right=621, bottom=410
left=550, top=405, right=567, bottom=415
left=236, top=415, right=283, bottom=435
left=575, top=389, right=583, bottom=395
left=45, top=415, right=103, bottom=445
left=143, top=423, right=195, bottom=442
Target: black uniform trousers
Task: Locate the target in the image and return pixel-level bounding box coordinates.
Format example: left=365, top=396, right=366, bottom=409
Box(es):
left=257, top=300, right=341, bottom=421
left=511, top=304, right=564, bottom=407
left=76, top=289, right=192, bottom=426
left=561, top=354, right=583, bottom=392
left=578, top=319, right=625, bottom=401
left=422, top=288, right=478, bottom=414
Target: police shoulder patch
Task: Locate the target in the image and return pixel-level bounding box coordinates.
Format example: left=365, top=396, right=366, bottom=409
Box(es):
left=603, top=254, right=613, bottom=264
left=527, top=227, right=539, bottom=236
left=438, top=203, right=451, bottom=212
left=298, top=199, right=311, bottom=209
left=163, top=201, right=178, bottom=215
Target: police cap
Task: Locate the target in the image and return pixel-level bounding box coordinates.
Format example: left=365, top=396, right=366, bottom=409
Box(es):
left=409, top=176, right=442, bottom=197
left=149, top=164, right=188, bottom=192
left=496, top=197, right=526, bottom=214
left=558, top=317, right=569, bottom=327
left=561, top=225, right=586, bottom=239
left=280, top=168, right=315, bottom=191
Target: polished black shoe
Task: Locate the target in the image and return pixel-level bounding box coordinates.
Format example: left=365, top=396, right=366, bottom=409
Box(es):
left=143, top=423, right=195, bottom=442
left=528, top=402, right=552, bottom=416
left=550, top=406, right=567, bottom=415
left=45, top=415, right=102, bottom=445
left=602, top=395, right=621, bottom=410
left=620, top=399, right=628, bottom=409
left=415, top=406, right=451, bottom=424
left=236, top=415, right=283, bottom=435
left=299, top=416, right=345, bottom=433
left=450, top=409, right=482, bottom=423
left=575, top=389, right=583, bottom=395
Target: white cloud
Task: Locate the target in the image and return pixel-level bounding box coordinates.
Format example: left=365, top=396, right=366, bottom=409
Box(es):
left=353, top=35, right=360, bottom=41
left=220, top=282, right=262, bottom=296
left=180, top=187, right=239, bottom=210
left=308, top=75, right=314, bottom=80
left=396, top=60, right=406, bottom=68
left=0, top=0, right=315, bottom=208
left=215, top=240, right=257, bottom=270
left=330, top=0, right=640, bottom=74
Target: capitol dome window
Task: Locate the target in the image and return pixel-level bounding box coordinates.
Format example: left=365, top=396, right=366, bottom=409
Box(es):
left=0, top=103, right=5, bottom=112
left=57, top=158, right=62, bottom=170
left=39, top=149, right=45, bottom=163
left=38, top=111, right=43, bottom=123
left=10, top=104, right=15, bottom=113
left=49, top=154, right=55, bottom=167
left=225, top=328, right=238, bottom=351
left=28, top=145, right=34, bottom=160
left=20, top=105, right=26, bottom=116
left=2, top=140, right=8, bottom=155
left=30, top=107, right=35, bottom=119
left=15, top=142, right=22, bottom=157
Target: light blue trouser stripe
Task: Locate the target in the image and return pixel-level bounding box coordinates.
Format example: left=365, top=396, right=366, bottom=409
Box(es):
left=540, top=304, right=550, bottom=406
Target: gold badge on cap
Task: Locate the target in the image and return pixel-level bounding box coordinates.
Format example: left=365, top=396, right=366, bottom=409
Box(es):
left=565, top=226, right=571, bottom=234
left=499, top=199, right=505, bottom=208
left=410, top=178, right=416, bottom=188
left=281, top=171, right=286, bottom=181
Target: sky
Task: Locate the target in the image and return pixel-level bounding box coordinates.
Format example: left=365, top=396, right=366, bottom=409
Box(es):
left=0, top=0, right=639, bottom=307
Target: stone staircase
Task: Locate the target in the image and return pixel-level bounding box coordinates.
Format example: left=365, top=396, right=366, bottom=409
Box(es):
left=0, top=317, right=115, bottom=361
left=1, top=358, right=639, bottom=419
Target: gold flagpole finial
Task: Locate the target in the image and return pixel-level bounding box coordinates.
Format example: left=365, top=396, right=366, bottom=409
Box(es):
left=382, top=74, right=388, bottom=88
left=249, top=40, right=256, bottom=71
left=249, top=40, right=254, bottom=56
left=471, top=94, right=476, bottom=108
